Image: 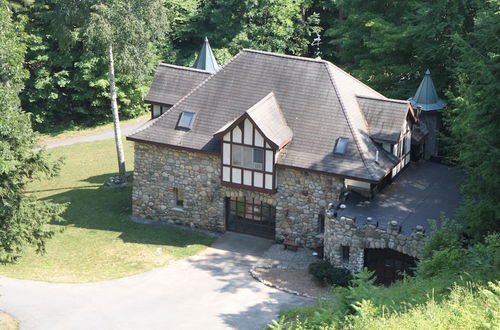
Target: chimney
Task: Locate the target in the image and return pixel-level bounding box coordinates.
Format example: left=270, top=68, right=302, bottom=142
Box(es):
left=375, top=150, right=379, bottom=163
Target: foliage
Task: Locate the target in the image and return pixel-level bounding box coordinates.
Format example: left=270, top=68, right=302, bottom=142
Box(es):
left=0, top=2, right=64, bottom=262
left=181, top=0, right=321, bottom=61
left=308, top=260, right=353, bottom=287
left=442, top=0, right=500, bottom=240
left=271, top=230, right=500, bottom=329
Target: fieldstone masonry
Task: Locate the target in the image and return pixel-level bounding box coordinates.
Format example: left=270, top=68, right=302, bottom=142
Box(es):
left=323, top=215, right=426, bottom=272
left=132, top=142, right=344, bottom=247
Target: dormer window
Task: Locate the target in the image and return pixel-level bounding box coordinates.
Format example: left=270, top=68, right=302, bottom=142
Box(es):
left=177, top=112, right=195, bottom=130
left=335, top=137, right=349, bottom=154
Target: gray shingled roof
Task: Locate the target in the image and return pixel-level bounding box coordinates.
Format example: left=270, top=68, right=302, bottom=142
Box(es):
left=214, top=92, right=293, bottom=149
left=357, top=96, right=412, bottom=143
left=129, top=49, right=401, bottom=182
left=144, top=63, right=211, bottom=106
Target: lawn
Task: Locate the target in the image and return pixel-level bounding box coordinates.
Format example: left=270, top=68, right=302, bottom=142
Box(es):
left=0, top=138, right=215, bottom=283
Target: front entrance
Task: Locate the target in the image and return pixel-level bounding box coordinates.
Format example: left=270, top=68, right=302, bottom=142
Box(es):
left=364, top=248, right=417, bottom=286
left=225, top=197, right=276, bottom=239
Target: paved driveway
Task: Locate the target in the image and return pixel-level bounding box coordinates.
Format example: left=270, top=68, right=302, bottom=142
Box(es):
left=0, top=233, right=309, bottom=330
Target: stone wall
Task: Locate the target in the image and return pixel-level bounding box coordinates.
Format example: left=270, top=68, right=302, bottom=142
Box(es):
left=132, top=142, right=344, bottom=247
left=323, top=216, right=426, bottom=272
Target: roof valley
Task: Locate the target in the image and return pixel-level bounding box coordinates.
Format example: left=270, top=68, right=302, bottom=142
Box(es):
left=323, top=63, right=377, bottom=180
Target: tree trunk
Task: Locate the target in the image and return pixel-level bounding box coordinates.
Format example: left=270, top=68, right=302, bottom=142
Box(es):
left=108, top=43, right=127, bottom=183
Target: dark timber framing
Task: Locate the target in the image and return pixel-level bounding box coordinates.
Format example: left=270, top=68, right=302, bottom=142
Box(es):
left=219, top=118, right=278, bottom=193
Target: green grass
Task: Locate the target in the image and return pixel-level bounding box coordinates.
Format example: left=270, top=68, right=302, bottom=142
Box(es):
left=38, top=114, right=150, bottom=144
left=0, top=138, right=215, bottom=283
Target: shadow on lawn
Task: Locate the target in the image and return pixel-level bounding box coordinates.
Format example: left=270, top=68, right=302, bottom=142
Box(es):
left=41, top=172, right=214, bottom=248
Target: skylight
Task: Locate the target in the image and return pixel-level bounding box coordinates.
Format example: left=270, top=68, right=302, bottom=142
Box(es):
left=335, top=137, right=349, bottom=154
left=177, top=112, right=195, bottom=130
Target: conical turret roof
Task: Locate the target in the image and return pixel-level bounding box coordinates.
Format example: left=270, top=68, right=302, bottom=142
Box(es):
left=192, top=37, right=221, bottom=73
left=408, top=69, right=446, bottom=111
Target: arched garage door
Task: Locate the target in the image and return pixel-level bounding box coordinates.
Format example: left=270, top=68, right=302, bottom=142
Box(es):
left=364, top=248, right=417, bottom=286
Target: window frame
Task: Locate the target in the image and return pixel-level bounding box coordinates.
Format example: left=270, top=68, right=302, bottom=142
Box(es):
left=231, top=144, right=264, bottom=170
left=176, top=112, right=196, bottom=130
left=334, top=137, right=349, bottom=154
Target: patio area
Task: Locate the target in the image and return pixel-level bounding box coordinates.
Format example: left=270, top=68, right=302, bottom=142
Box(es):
left=338, top=161, right=461, bottom=234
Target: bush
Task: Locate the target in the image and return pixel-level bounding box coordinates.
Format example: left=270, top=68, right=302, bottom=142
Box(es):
left=308, top=260, right=353, bottom=287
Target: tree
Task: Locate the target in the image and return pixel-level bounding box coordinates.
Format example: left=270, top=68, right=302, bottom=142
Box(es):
left=83, top=0, right=169, bottom=183
left=0, top=2, right=64, bottom=262
left=325, top=0, right=417, bottom=97
left=443, top=0, right=500, bottom=240
left=181, top=0, right=320, bottom=63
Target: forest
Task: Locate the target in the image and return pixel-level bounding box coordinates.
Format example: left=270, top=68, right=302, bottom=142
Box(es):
left=1, top=0, right=499, bottom=327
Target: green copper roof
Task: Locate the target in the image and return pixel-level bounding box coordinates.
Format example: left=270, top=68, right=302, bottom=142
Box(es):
left=192, top=37, right=221, bottom=73
left=408, top=69, right=447, bottom=111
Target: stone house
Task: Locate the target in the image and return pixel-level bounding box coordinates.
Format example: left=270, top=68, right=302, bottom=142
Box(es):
left=127, top=45, right=424, bottom=282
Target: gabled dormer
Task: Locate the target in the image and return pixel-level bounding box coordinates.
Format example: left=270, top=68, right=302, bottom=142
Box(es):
left=213, top=92, right=292, bottom=193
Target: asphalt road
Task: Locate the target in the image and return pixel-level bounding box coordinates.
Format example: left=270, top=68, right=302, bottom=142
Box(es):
left=0, top=233, right=309, bottom=330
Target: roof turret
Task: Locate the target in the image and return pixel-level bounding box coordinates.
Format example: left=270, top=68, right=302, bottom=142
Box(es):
left=192, top=37, right=221, bottom=73
left=408, top=69, right=447, bottom=111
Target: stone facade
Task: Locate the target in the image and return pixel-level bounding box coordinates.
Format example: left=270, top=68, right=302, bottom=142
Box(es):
left=132, top=142, right=343, bottom=247
left=323, top=215, right=426, bottom=272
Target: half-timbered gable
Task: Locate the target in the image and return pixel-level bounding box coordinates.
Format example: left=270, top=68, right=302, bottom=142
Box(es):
left=213, top=92, right=292, bottom=192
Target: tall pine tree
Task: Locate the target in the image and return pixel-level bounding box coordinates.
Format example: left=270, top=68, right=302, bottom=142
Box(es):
left=0, top=2, right=64, bottom=262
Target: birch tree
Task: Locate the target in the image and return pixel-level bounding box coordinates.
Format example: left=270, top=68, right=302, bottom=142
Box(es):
left=84, top=0, right=168, bottom=183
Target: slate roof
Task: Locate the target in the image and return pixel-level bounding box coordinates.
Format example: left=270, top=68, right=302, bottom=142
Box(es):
left=144, top=63, right=211, bottom=106
left=214, top=92, right=293, bottom=149
left=192, top=37, right=221, bottom=73
left=357, top=96, right=412, bottom=143
left=408, top=69, right=447, bottom=111
left=129, top=49, right=403, bottom=182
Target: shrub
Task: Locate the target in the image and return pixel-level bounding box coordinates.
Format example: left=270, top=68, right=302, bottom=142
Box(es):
left=308, top=260, right=353, bottom=287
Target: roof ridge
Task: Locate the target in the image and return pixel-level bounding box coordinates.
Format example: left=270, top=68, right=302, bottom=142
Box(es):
left=356, top=95, right=409, bottom=104
left=326, top=63, right=385, bottom=99
left=242, top=49, right=326, bottom=64
left=323, top=62, right=377, bottom=180
left=158, top=63, right=211, bottom=74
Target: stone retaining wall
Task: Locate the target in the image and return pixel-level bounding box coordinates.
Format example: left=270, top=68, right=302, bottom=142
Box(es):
left=132, top=142, right=344, bottom=247
left=323, top=216, right=426, bottom=272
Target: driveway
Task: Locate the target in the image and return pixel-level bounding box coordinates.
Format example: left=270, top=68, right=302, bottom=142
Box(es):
left=0, top=233, right=309, bottom=330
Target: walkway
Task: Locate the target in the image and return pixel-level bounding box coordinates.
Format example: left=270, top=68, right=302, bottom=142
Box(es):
left=43, top=119, right=150, bottom=149
left=0, top=233, right=309, bottom=330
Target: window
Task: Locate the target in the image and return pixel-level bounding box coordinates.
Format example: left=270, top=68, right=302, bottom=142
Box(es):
left=318, top=213, right=325, bottom=233
left=176, top=112, right=195, bottom=130
left=341, top=245, right=350, bottom=262
left=152, top=105, right=161, bottom=118
left=231, top=145, right=264, bottom=170
left=174, top=188, right=184, bottom=207
left=335, top=137, right=349, bottom=154
left=152, top=104, right=169, bottom=118
left=228, top=197, right=276, bottom=223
